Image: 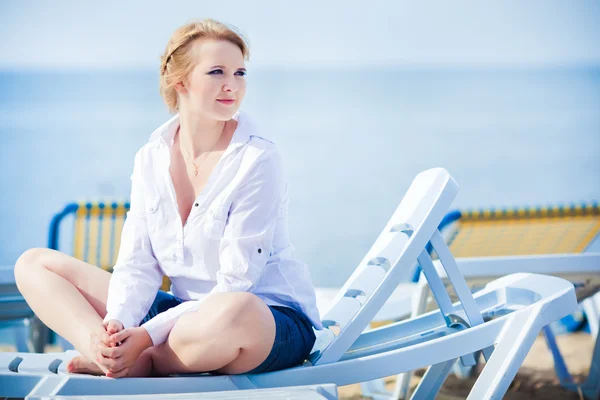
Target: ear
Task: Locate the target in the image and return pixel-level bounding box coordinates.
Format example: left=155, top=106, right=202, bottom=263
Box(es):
left=174, top=81, right=187, bottom=94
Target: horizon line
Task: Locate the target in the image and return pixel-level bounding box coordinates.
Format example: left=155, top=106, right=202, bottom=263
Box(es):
left=1, top=62, right=600, bottom=74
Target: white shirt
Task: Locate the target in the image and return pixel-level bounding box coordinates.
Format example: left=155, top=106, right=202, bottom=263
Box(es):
left=104, top=111, right=323, bottom=345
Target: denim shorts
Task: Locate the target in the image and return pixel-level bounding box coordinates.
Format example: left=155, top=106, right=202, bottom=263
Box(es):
left=140, top=291, right=316, bottom=374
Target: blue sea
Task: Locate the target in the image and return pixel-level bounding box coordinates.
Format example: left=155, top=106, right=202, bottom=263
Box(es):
left=1, top=67, right=599, bottom=288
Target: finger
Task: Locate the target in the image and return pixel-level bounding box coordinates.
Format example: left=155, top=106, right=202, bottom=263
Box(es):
left=106, top=367, right=129, bottom=379
left=107, top=320, right=124, bottom=334
left=107, top=359, right=124, bottom=373
left=96, top=352, right=117, bottom=369
left=98, top=359, right=120, bottom=374
left=109, top=329, right=132, bottom=343
left=95, top=358, right=111, bottom=374
left=96, top=347, right=116, bottom=368
left=94, top=340, right=109, bottom=352
left=99, top=332, right=111, bottom=347
left=95, top=335, right=109, bottom=347
left=96, top=362, right=110, bottom=375
left=99, top=346, right=122, bottom=359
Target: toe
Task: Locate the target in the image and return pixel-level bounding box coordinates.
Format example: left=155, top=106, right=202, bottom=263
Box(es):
left=67, top=356, right=85, bottom=373
left=67, top=355, right=104, bottom=375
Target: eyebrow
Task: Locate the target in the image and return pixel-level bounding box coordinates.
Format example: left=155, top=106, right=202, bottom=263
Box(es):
left=210, top=65, right=246, bottom=72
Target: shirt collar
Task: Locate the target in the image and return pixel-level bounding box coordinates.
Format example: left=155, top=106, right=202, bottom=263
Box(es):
left=148, top=110, right=257, bottom=152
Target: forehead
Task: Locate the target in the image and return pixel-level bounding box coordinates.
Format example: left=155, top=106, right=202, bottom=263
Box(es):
left=191, top=38, right=245, bottom=66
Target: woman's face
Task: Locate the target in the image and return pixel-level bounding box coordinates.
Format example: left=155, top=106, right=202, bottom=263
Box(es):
left=179, top=38, right=247, bottom=120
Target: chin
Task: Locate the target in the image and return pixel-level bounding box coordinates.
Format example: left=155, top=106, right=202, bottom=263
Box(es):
left=212, top=107, right=240, bottom=121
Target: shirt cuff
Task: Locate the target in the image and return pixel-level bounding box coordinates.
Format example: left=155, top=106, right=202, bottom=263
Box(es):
left=141, top=299, right=206, bottom=346
left=141, top=317, right=173, bottom=346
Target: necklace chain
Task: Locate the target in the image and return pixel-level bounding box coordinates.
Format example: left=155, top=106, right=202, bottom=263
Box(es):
left=181, top=121, right=226, bottom=177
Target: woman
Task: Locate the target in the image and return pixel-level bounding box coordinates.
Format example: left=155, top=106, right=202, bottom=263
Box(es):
left=14, top=19, right=322, bottom=378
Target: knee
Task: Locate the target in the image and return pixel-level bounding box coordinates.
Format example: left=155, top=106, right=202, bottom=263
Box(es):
left=211, top=292, right=264, bottom=328
left=14, top=248, right=48, bottom=284
left=170, top=293, right=263, bottom=346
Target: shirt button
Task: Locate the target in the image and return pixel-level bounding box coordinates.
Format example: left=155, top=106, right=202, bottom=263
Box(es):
left=177, top=239, right=182, bottom=245
left=194, top=203, right=199, bottom=207
left=149, top=207, right=154, bottom=212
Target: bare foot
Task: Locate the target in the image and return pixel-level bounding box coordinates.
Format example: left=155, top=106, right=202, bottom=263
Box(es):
left=126, top=349, right=154, bottom=377
left=67, top=355, right=104, bottom=376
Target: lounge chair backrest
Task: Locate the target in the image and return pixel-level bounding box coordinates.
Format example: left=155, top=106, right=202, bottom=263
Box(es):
left=48, top=202, right=171, bottom=291
left=49, top=202, right=129, bottom=271
left=439, top=202, right=600, bottom=258
left=311, top=168, right=461, bottom=365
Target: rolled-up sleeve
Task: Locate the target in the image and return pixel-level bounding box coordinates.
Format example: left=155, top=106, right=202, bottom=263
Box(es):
left=103, top=150, right=163, bottom=329
left=141, top=149, right=284, bottom=345
left=215, top=150, right=284, bottom=292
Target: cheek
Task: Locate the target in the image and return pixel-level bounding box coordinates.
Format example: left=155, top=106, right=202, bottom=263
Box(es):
left=189, top=78, right=219, bottom=101
left=237, top=81, right=247, bottom=99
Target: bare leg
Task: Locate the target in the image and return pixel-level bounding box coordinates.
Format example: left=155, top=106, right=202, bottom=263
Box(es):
left=68, top=349, right=154, bottom=377
left=143, top=292, right=276, bottom=376
left=66, top=292, right=276, bottom=378
left=14, top=248, right=112, bottom=372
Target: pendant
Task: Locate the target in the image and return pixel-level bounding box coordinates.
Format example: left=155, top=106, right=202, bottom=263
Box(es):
left=193, top=163, right=199, bottom=177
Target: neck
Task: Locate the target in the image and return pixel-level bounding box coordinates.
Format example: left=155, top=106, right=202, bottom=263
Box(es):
left=177, top=110, right=227, bottom=158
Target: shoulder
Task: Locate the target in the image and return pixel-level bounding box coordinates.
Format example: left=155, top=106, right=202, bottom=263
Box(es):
left=242, top=138, right=285, bottom=180
left=131, top=142, right=158, bottom=170
left=237, top=111, right=282, bottom=168
left=236, top=141, right=285, bottom=189
left=148, top=114, right=179, bottom=145
left=134, top=114, right=179, bottom=166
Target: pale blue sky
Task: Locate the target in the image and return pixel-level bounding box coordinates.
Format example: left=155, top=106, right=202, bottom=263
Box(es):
left=1, top=0, right=599, bottom=69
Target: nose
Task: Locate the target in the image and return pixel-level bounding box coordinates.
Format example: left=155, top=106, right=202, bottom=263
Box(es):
left=222, top=76, right=238, bottom=93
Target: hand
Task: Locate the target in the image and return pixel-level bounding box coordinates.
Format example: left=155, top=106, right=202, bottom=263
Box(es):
left=87, top=325, right=113, bottom=375
left=102, top=319, right=124, bottom=337
left=97, top=327, right=153, bottom=378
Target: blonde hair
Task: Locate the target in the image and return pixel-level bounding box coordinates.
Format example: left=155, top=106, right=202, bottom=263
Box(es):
left=159, top=19, right=250, bottom=114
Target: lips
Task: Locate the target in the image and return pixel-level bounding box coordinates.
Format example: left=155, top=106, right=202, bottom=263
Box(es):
left=216, top=99, right=235, bottom=105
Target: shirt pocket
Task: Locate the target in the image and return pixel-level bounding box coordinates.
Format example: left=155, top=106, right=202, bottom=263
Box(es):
left=203, top=204, right=228, bottom=240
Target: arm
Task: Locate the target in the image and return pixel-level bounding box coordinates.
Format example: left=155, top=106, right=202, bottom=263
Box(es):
left=140, top=150, right=285, bottom=346
left=103, top=149, right=164, bottom=329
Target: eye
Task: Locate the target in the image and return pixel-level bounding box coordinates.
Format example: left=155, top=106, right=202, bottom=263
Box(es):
left=235, top=70, right=246, bottom=77
left=208, top=69, right=223, bottom=75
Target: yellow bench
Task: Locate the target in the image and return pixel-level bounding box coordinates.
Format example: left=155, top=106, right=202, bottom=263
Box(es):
left=438, top=202, right=600, bottom=258
left=49, top=201, right=170, bottom=291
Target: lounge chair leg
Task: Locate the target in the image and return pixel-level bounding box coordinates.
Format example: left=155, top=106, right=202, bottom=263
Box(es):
left=409, top=359, right=455, bottom=400
left=452, top=361, right=474, bottom=380
left=581, top=293, right=600, bottom=341
left=29, top=316, right=48, bottom=353
left=468, top=310, right=540, bottom=399
left=556, top=294, right=600, bottom=399
left=580, top=322, right=600, bottom=400
left=392, top=280, right=431, bottom=399
left=359, top=379, right=392, bottom=400
left=542, top=325, right=573, bottom=384
left=391, top=370, right=412, bottom=400
left=562, top=322, right=600, bottom=400
left=13, top=319, right=30, bottom=353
